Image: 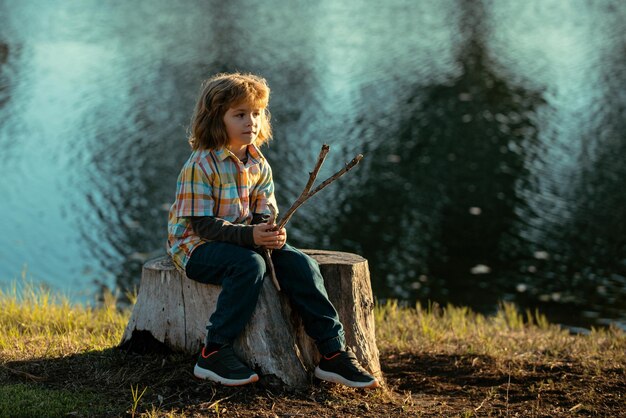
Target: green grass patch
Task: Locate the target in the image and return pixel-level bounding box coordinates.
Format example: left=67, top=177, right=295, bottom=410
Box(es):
left=0, top=383, right=109, bottom=417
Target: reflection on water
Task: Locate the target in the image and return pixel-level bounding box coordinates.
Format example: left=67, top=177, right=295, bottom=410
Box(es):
left=0, top=0, right=624, bottom=329
left=329, top=0, right=546, bottom=309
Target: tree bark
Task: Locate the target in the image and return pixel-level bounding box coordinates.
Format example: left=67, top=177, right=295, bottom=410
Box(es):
left=119, top=250, right=382, bottom=389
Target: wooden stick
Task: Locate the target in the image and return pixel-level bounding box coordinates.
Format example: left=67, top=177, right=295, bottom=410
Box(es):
left=274, top=145, right=330, bottom=231
left=266, top=144, right=364, bottom=291
left=276, top=153, right=363, bottom=230
left=299, top=144, right=330, bottom=199
left=264, top=145, right=330, bottom=291
left=264, top=204, right=281, bottom=291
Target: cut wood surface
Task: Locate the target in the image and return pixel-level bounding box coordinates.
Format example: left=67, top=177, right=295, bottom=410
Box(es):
left=119, top=250, right=382, bottom=389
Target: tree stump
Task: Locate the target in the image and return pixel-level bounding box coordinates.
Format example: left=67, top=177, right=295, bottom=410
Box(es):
left=119, top=250, right=382, bottom=389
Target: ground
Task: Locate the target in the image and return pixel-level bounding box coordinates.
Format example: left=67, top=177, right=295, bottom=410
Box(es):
left=2, top=347, right=624, bottom=417
left=1, top=290, right=624, bottom=416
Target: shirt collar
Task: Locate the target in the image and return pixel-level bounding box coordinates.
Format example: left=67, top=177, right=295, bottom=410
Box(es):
left=214, top=144, right=265, bottom=164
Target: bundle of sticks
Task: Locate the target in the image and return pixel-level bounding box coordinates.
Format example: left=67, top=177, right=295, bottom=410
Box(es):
left=264, top=144, right=363, bottom=291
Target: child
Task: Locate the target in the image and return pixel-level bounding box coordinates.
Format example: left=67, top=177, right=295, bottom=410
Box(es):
left=167, top=72, right=379, bottom=388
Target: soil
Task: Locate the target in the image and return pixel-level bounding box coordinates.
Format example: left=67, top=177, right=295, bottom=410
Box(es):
left=2, top=348, right=624, bottom=417
left=382, top=350, right=625, bottom=417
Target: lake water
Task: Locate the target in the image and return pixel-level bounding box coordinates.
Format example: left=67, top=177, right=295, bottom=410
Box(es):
left=1, top=0, right=625, bottom=330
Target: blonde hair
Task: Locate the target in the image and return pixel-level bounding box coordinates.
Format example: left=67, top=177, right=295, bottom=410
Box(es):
left=188, top=72, right=272, bottom=150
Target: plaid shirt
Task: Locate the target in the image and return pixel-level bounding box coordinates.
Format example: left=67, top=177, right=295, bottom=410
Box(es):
left=167, top=144, right=277, bottom=270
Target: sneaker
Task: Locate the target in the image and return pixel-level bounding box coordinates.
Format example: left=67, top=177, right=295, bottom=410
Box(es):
left=194, top=344, right=259, bottom=386
left=314, top=350, right=379, bottom=389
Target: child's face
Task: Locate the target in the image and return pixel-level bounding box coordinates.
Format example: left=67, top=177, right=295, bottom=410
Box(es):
left=223, top=103, right=263, bottom=150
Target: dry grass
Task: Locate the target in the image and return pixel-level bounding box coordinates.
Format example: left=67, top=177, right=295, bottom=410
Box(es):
left=0, top=280, right=129, bottom=362
left=375, top=299, right=626, bottom=372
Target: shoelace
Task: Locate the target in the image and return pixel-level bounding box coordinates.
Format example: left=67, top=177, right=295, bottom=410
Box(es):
left=338, top=351, right=366, bottom=373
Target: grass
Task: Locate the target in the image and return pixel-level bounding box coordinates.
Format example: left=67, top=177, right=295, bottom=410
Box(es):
left=0, top=280, right=128, bottom=362
left=375, top=299, right=626, bottom=370
left=0, top=383, right=109, bottom=417
left=0, top=280, right=624, bottom=417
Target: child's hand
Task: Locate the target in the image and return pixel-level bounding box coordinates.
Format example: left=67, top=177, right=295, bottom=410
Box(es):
left=253, top=223, right=287, bottom=250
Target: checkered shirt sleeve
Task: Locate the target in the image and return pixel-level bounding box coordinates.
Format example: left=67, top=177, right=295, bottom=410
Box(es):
left=174, top=161, right=215, bottom=217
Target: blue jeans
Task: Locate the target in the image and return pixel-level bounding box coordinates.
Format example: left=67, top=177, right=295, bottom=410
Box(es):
left=185, top=242, right=346, bottom=356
